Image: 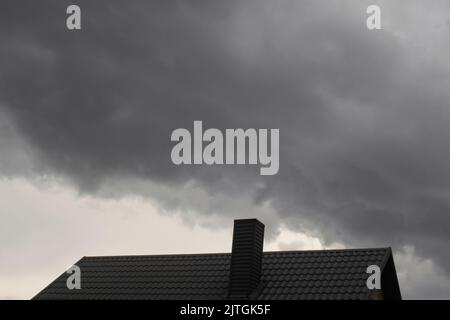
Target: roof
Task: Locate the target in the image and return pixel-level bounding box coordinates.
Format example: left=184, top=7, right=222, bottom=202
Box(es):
left=33, top=247, right=401, bottom=300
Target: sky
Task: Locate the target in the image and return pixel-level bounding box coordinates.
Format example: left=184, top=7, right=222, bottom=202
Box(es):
left=1, top=0, right=450, bottom=299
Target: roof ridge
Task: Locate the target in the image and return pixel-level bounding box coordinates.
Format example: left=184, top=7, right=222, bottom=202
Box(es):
left=83, top=252, right=231, bottom=259
left=263, top=247, right=390, bottom=254
left=82, top=247, right=390, bottom=260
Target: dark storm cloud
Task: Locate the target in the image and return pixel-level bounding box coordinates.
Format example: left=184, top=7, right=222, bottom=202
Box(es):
left=2, top=0, right=450, bottom=281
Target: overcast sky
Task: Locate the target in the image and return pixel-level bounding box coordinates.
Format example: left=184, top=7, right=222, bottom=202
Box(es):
left=1, top=0, right=450, bottom=299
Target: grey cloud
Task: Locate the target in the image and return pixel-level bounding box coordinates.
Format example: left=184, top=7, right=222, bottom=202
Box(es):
left=1, top=0, right=450, bottom=297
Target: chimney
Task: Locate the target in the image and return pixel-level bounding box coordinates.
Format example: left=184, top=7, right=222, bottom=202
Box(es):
left=228, top=219, right=265, bottom=298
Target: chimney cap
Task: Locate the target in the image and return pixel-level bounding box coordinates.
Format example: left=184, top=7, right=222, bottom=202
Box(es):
left=232, top=218, right=265, bottom=226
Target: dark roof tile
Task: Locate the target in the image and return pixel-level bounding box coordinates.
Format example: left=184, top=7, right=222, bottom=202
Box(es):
left=34, top=248, right=393, bottom=300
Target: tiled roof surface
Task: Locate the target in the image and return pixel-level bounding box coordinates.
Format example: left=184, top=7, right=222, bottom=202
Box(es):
left=34, top=248, right=390, bottom=300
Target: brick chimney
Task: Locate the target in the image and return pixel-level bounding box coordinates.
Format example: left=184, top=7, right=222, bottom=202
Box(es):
left=228, top=219, right=265, bottom=298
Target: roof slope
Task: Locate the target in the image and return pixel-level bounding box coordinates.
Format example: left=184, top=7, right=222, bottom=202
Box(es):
left=33, top=247, right=400, bottom=300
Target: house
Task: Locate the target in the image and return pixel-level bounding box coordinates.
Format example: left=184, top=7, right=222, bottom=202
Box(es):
left=33, top=219, right=401, bottom=300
